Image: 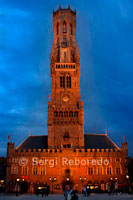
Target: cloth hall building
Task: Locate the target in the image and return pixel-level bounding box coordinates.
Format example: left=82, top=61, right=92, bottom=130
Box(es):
left=6, top=6, right=128, bottom=193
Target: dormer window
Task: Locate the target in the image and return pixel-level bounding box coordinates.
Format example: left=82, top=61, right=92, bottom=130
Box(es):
left=63, top=21, right=67, bottom=33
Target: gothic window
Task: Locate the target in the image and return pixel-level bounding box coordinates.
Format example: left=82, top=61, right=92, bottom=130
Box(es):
left=74, top=111, right=78, bottom=117
left=63, top=21, right=67, bottom=33
left=57, top=38, right=60, bottom=47
left=59, top=111, right=63, bottom=117
left=66, top=75, right=71, bottom=88
left=107, top=167, right=112, bottom=175
left=58, top=48, right=60, bottom=62
left=22, top=167, right=28, bottom=175
left=60, top=76, right=65, bottom=88
left=70, top=23, right=73, bottom=35
left=12, top=165, right=18, bottom=175
left=98, top=167, right=102, bottom=175
left=69, top=111, right=73, bottom=117
left=64, top=52, right=66, bottom=62
left=57, top=23, right=59, bottom=35
left=116, top=167, right=121, bottom=175
left=54, top=111, right=58, bottom=117
left=40, top=167, right=45, bottom=175
left=33, top=167, right=37, bottom=175
left=88, top=167, right=93, bottom=175
left=64, top=111, right=68, bottom=117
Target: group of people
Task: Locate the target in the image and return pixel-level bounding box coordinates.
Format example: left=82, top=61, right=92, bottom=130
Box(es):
left=64, top=185, right=78, bottom=200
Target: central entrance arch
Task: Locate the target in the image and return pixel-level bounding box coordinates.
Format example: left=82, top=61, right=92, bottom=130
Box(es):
left=61, top=179, right=74, bottom=191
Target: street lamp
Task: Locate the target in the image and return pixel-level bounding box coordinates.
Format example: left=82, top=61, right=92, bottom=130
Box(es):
left=67, top=177, right=69, bottom=181
left=79, top=177, right=86, bottom=184
left=49, top=177, right=56, bottom=194
left=126, top=175, right=129, bottom=183
left=16, top=178, right=20, bottom=196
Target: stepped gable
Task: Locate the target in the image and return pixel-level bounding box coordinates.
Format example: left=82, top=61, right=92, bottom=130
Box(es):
left=16, top=135, right=48, bottom=150
left=84, top=134, right=119, bottom=150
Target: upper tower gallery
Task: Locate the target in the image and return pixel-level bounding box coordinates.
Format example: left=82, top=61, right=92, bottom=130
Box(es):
left=48, top=6, right=84, bottom=148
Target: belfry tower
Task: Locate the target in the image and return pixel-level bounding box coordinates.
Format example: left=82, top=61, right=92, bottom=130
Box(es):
left=47, top=6, right=84, bottom=149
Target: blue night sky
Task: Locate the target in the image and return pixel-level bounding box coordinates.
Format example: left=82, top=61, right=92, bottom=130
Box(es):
left=0, top=0, right=133, bottom=156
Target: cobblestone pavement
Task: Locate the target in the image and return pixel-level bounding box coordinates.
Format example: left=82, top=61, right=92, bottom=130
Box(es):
left=0, top=194, right=133, bottom=200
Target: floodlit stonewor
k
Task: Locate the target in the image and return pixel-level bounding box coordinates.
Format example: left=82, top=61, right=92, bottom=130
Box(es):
left=6, top=5, right=128, bottom=193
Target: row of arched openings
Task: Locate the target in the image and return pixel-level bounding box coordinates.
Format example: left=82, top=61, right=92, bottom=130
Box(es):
left=54, top=111, right=78, bottom=118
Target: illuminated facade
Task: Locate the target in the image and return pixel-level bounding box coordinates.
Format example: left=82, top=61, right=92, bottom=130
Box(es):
left=6, top=6, right=128, bottom=193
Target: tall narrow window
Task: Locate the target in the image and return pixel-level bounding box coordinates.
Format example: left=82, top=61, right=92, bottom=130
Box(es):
left=69, top=111, right=73, bottom=117
left=107, top=167, right=112, bottom=175
left=74, top=111, right=78, bottom=117
left=59, top=111, right=63, bottom=117
left=63, top=21, right=67, bottom=33
left=70, top=23, right=73, bottom=35
left=22, top=167, right=28, bottom=175
left=40, top=167, right=45, bottom=175
left=33, top=167, right=37, bottom=175
left=57, top=23, right=59, bottom=35
left=116, top=167, right=121, bottom=175
left=60, top=76, right=65, bottom=88
left=66, top=76, right=71, bottom=88
left=64, top=52, right=66, bottom=62
left=12, top=166, right=18, bottom=175
left=88, top=167, right=93, bottom=175
left=58, top=48, right=60, bottom=62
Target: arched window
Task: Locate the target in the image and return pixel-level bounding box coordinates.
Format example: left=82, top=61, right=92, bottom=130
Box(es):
left=22, top=167, right=28, bottom=175
left=57, top=23, right=59, bottom=35
left=32, top=167, right=37, bottom=175
left=69, top=111, right=73, bottom=117
left=54, top=111, right=58, bottom=117
left=60, top=76, right=65, bottom=88
left=107, top=167, right=112, bottom=175
left=40, top=167, right=45, bottom=175
left=88, top=167, right=93, bottom=175
left=64, top=52, right=66, bottom=62
left=59, top=111, right=63, bottom=117
left=116, top=166, right=121, bottom=175
left=74, top=111, right=78, bottom=117
left=63, top=21, right=67, bottom=33
left=11, top=165, right=18, bottom=175
left=66, top=75, right=71, bottom=88
left=64, top=111, right=68, bottom=117
left=97, top=167, right=102, bottom=175
left=70, top=23, right=73, bottom=35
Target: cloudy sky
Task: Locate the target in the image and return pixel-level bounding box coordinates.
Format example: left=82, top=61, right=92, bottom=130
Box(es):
left=0, top=0, right=133, bottom=156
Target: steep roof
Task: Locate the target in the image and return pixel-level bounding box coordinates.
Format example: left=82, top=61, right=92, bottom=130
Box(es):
left=16, top=135, right=48, bottom=150
left=84, top=134, right=119, bottom=149
left=16, top=134, right=119, bottom=150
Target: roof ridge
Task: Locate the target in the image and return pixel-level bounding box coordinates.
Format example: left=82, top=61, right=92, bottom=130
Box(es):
left=85, top=133, right=106, bottom=136
left=30, top=135, right=47, bottom=137
left=16, top=136, right=30, bottom=150
left=106, top=135, right=120, bottom=150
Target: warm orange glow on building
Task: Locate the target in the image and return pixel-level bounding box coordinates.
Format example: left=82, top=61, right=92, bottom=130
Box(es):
left=6, top=6, right=128, bottom=193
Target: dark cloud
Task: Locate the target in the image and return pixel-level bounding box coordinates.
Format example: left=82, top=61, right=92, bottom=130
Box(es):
left=0, top=0, right=133, bottom=156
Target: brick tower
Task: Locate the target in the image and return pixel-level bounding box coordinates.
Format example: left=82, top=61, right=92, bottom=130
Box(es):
left=47, top=6, right=84, bottom=149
